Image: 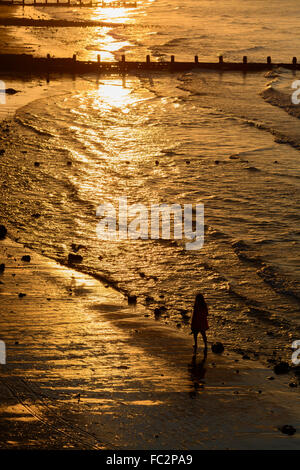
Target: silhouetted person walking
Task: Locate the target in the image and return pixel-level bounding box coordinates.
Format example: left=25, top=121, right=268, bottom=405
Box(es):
left=191, top=293, right=209, bottom=354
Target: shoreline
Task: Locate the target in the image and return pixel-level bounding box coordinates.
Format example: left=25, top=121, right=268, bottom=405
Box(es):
left=0, top=236, right=300, bottom=449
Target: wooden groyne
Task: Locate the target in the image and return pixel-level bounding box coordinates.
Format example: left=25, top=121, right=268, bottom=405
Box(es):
left=0, top=54, right=299, bottom=75
left=0, top=0, right=137, bottom=6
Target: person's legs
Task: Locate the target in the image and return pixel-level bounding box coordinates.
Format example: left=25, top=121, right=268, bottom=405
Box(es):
left=193, top=331, right=198, bottom=352
left=200, top=330, right=207, bottom=351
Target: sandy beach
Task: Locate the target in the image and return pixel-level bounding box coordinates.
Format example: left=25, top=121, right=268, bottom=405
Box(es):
left=0, top=236, right=299, bottom=449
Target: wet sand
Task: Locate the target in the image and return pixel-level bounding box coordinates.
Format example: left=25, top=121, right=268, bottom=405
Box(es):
left=0, top=237, right=299, bottom=450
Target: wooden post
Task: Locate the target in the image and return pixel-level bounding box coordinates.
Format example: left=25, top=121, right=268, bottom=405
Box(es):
left=219, top=55, right=223, bottom=64
left=267, top=56, right=272, bottom=65
left=146, top=55, right=150, bottom=65
left=73, top=54, right=77, bottom=62
left=171, top=55, right=175, bottom=63
left=121, top=54, right=125, bottom=63
left=47, top=53, right=50, bottom=60
left=22, top=0, right=24, bottom=6
left=292, top=57, right=297, bottom=66
left=243, top=56, right=247, bottom=64
left=97, top=54, right=100, bottom=64
left=195, top=55, right=198, bottom=64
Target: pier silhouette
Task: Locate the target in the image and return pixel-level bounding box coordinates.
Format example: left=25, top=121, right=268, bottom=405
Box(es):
left=0, top=54, right=299, bottom=76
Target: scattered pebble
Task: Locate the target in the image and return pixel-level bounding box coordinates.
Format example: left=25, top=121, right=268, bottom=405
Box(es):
left=0, top=225, right=7, bottom=240
left=68, top=253, right=83, bottom=264
left=289, top=382, right=298, bottom=388
left=280, top=425, right=296, bottom=436
left=5, top=88, right=19, bottom=95
left=127, top=295, right=137, bottom=305
left=274, top=361, right=290, bottom=375
left=211, top=342, right=224, bottom=354
left=21, top=255, right=31, bottom=262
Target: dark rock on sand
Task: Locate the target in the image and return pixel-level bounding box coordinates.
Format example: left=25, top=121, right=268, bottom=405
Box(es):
left=127, top=295, right=137, bottom=305
left=211, top=342, right=224, bottom=354
left=0, top=263, right=5, bottom=274
left=154, top=307, right=162, bottom=318
left=18, top=293, right=26, bottom=298
left=154, top=306, right=167, bottom=318
left=21, top=255, right=31, bottom=262
left=280, top=425, right=296, bottom=436
left=67, top=253, right=83, bottom=264
left=71, top=243, right=85, bottom=253
left=242, top=354, right=250, bottom=360
left=179, top=309, right=188, bottom=316
left=289, top=382, right=298, bottom=388
left=5, top=88, right=19, bottom=95
left=34, top=162, right=40, bottom=167
left=0, top=225, right=7, bottom=240
left=274, top=361, right=290, bottom=375
left=0, top=149, right=5, bottom=155
left=245, top=166, right=260, bottom=172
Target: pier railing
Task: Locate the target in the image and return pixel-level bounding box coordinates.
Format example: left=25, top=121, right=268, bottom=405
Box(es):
left=0, top=54, right=299, bottom=75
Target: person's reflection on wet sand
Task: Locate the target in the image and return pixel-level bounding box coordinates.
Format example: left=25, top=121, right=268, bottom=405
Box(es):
left=188, top=353, right=207, bottom=397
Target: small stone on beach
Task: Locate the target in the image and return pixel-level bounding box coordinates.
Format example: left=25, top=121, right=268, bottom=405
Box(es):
left=280, top=425, right=296, bottom=436
left=0, top=225, right=7, bottom=240
left=211, top=342, right=224, bottom=354
left=68, top=253, right=83, bottom=264
left=127, top=295, right=137, bottom=305
left=274, top=361, right=290, bottom=375
left=5, top=88, right=19, bottom=95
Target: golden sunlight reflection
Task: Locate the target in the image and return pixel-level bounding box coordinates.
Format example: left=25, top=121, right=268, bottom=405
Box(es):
left=92, top=80, right=137, bottom=113
left=88, top=27, right=132, bottom=61
left=89, top=6, right=135, bottom=24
